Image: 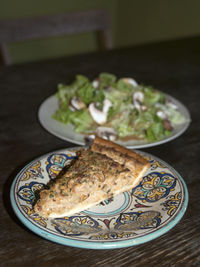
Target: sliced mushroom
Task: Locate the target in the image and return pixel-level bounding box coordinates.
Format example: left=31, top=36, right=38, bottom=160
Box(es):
left=133, top=91, right=146, bottom=111
left=69, top=97, right=86, bottom=110
left=122, top=78, right=138, bottom=87
left=134, top=91, right=144, bottom=102
left=96, top=127, right=117, bottom=141
left=102, top=99, right=112, bottom=113
left=92, top=79, right=99, bottom=88
left=89, top=99, right=112, bottom=125
left=156, top=110, right=167, bottom=120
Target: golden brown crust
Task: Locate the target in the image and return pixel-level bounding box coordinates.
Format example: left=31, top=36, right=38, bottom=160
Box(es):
left=91, top=136, right=147, bottom=163
left=91, top=136, right=150, bottom=172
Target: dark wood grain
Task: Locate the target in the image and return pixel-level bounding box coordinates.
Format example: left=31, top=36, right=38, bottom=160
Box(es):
left=0, top=9, right=112, bottom=65
left=0, top=36, right=200, bottom=267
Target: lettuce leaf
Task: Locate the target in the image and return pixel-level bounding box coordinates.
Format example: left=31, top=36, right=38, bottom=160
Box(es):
left=52, top=107, right=73, bottom=124
left=69, top=109, right=95, bottom=133
left=99, top=73, right=116, bottom=85
left=116, top=120, right=133, bottom=137
left=56, top=83, right=76, bottom=107
left=146, top=121, right=165, bottom=141
left=143, top=86, right=165, bottom=105
left=77, top=83, right=95, bottom=105
left=74, top=75, right=89, bottom=87
left=116, top=79, right=135, bottom=93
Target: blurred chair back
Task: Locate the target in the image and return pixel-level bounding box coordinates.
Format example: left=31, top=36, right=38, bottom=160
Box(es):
left=0, top=9, right=113, bottom=65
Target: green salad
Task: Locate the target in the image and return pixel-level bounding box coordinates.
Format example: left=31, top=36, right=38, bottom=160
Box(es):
left=53, top=73, right=186, bottom=142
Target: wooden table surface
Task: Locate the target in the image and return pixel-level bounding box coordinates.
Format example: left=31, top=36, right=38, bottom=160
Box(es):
left=1, top=37, right=200, bottom=267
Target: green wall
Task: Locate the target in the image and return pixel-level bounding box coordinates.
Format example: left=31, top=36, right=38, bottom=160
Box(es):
left=1, top=0, right=200, bottom=64
left=116, top=0, right=200, bottom=47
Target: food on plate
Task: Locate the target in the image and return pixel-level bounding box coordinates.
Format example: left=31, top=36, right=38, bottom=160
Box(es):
left=34, top=137, right=150, bottom=218
left=52, top=73, right=186, bottom=142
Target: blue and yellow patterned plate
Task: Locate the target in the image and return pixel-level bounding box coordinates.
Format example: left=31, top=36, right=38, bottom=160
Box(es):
left=10, top=148, right=188, bottom=249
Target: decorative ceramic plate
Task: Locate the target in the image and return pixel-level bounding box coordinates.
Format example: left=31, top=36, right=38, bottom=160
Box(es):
left=10, top=148, right=188, bottom=249
left=38, top=94, right=190, bottom=149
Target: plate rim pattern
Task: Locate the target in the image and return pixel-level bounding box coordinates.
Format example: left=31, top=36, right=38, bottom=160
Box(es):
left=10, top=148, right=189, bottom=249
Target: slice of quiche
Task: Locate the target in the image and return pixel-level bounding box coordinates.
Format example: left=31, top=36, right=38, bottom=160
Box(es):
left=34, top=137, right=150, bottom=218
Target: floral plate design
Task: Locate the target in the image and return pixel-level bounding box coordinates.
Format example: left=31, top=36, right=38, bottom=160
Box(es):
left=10, top=148, right=188, bottom=249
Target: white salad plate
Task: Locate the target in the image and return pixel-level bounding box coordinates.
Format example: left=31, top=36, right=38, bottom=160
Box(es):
left=38, top=94, right=190, bottom=148
left=10, top=148, right=188, bottom=249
